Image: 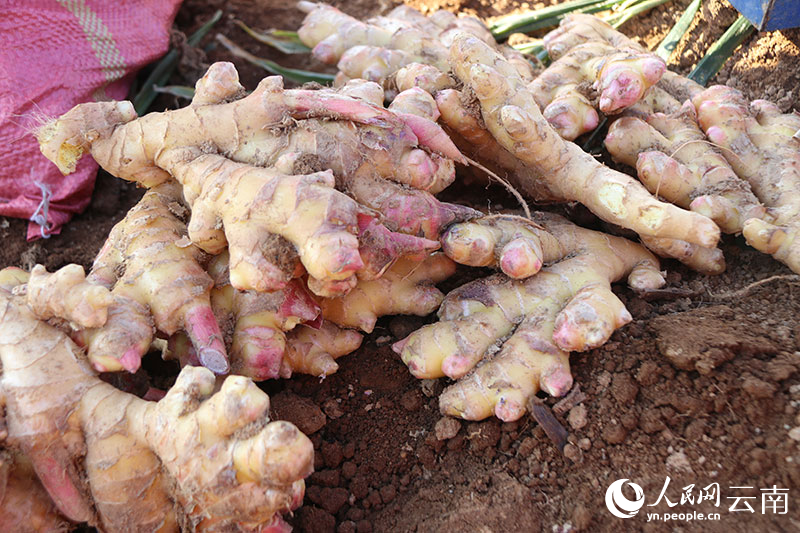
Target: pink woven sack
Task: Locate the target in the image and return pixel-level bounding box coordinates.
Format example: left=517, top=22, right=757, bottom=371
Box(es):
left=0, top=0, right=182, bottom=240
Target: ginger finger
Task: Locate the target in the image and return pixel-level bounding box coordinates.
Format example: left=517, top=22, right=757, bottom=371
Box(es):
left=389, top=87, right=441, bottom=121
left=191, top=60, right=245, bottom=106
left=160, top=149, right=364, bottom=295
left=298, top=1, right=396, bottom=64
left=356, top=213, right=441, bottom=280
left=297, top=2, right=533, bottom=86
left=338, top=45, right=415, bottom=84
left=441, top=215, right=564, bottom=278
left=448, top=33, right=720, bottom=248
left=25, top=264, right=112, bottom=328
left=336, top=78, right=385, bottom=105
left=605, top=101, right=766, bottom=235
left=395, top=63, right=456, bottom=94
left=344, top=169, right=479, bottom=240
left=640, top=236, right=725, bottom=275
left=396, top=214, right=665, bottom=420
left=208, top=251, right=320, bottom=380
left=280, top=321, right=364, bottom=378
left=528, top=41, right=665, bottom=140
left=320, top=254, right=456, bottom=333
left=87, top=183, right=227, bottom=373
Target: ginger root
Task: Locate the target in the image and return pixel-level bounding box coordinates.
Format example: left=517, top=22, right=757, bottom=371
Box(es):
left=37, top=65, right=463, bottom=296
left=447, top=33, right=720, bottom=249
left=0, top=453, right=66, bottom=533
left=529, top=41, right=665, bottom=140
left=90, top=182, right=227, bottom=373
left=441, top=215, right=564, bottom=279
left=395, top=214, right=665, bottom=421
left=281, top=321, right=364, bottom=378
left=297, top=2, right=531, bottom=89
left=320, top=253, right=456, bottom=333
left=0, top=276, right=313, bottom=531
left=693, top=86, right=800, bottom=274
left=25, top=264, right=112, bottom=328
left=604, top=101, right=766, bottom=274
left=164, top=250, right=363, bottom=380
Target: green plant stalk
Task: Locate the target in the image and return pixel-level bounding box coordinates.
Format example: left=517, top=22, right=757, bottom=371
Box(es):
left=604, top=0, right=672, bottom=28
left=216, top=34, right=335, bottom=85
left=490, top=0, right=619, bottom=39
left=132, top=10, right=222, bottom=115
left=689, top=14, right=754, bottom=86
left=655, top=0, right=701, bottom=60
left=235, top=21, right=311, bottom=54
left=512, top=39, right=544, bottom=54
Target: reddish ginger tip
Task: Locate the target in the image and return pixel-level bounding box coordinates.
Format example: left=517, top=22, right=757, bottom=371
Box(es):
left=119, top=347, right=142, bottom=373
left=392, top=337, right=409, bottom=354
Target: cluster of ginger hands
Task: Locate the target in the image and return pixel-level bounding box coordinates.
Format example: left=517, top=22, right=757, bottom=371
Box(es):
left=2, top=2, right=798, bottom=531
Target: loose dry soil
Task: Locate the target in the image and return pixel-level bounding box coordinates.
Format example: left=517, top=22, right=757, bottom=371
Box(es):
left=3, top=0, right=800, bottom=531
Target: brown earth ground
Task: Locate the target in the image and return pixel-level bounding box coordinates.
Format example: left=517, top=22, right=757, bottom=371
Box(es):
left=3, top=0, right=800, bottom=531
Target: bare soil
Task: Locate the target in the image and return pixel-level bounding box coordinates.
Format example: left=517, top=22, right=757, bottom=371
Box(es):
left=4, top=0, right=799, bottom=531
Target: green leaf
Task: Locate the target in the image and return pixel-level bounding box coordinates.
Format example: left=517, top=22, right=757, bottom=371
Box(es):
left=655, top=0, right=701, bottom=60
left=689, top=14, right=753, bottom=86
left=216, top=34, right=335, bottom=85
left=133, top=10, right=222, bottom=115
left=153, top=85, right=196, bottom=100
left=234, top=21, right=312, bottom=54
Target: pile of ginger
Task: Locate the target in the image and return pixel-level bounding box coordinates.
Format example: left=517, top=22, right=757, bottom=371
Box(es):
left=1, top=3, right=798, bottom=531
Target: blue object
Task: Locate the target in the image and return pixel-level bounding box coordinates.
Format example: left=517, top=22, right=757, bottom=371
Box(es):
left=728, top=0, right=800, bottom=31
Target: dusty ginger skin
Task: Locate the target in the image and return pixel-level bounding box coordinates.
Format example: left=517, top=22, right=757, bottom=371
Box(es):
left=395, top=213, right=665, bottom=422
left=0, top=277, right=313, bottom=532
left=606, top=99, right=766, bottom=235
left=447, top=32, right=720, bottom=249
left=693, top=86, right=800, bottom=274
left=604, top=100, right=766, bottom=275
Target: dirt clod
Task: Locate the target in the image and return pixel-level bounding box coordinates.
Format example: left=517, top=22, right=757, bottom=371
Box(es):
left=568, top=405, right=588, bottom=430
left=602, top=423, right=627, bottom=445
left=271, top=391, right=326, bottom=435
left=434, top=417, right=461, bottom=440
